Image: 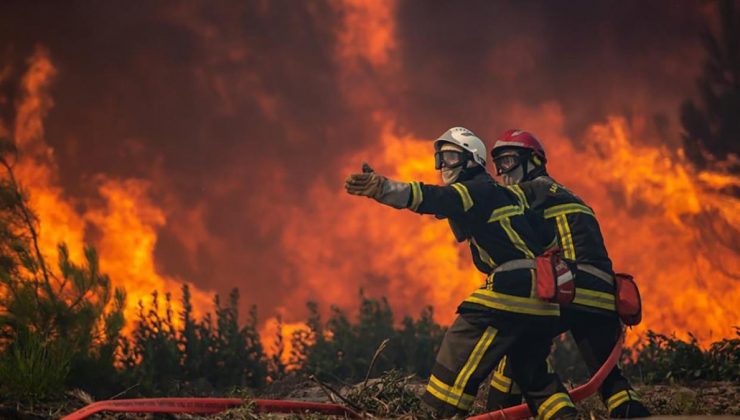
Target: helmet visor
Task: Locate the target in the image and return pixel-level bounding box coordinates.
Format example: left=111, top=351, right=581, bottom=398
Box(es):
left=435, top=150, right=466, bottom=170
left=493, top=152, right=522, bottom=175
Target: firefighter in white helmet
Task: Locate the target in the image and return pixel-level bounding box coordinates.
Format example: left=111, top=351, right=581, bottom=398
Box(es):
left=487, top=129, right=650, bottom=418
left=345, top=127, right=577, bottom=419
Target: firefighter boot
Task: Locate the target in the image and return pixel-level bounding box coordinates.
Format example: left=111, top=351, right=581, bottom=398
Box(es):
left=607, top=390, right=650, bottom=418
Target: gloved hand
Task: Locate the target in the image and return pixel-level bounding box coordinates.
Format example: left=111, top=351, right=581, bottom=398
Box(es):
left=345, top=163, right=387, bottom=198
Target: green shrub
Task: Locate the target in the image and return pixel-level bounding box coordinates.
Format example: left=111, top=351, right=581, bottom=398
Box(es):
left=120, top=286, right=269, bottom=395
left=624, top=329, right=740, bottom=383
left=0, top=327, right=71, bottom=402
left=290, top=290, right=445, bottom=384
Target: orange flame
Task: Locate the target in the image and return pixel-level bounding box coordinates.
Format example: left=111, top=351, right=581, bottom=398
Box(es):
left=5, top=1, right=737, bottom=361
left=9, top=47, right=213, bottom=330
left=282, top=112, right=739, bottom=348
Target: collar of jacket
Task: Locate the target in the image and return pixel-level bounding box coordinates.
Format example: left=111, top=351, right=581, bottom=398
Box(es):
left=457, top=165, right=486, bottom=182
left=522, top=165, right=548, bottom=182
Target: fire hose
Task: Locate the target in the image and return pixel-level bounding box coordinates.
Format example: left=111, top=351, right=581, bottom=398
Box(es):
left=61, top=333, right=623, bottom=420
left=60, top=398, right=362, bottom=419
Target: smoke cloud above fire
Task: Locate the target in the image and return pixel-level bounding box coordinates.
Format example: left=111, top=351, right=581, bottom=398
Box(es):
left=0, top=1, right=737, bottom=346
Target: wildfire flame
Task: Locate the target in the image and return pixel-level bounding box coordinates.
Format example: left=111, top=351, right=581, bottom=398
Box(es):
left=2, top=1, right=737, bottom=360
left=282, top=113, right=739, bottom=348
left=8, top=48, right=213, bottom=330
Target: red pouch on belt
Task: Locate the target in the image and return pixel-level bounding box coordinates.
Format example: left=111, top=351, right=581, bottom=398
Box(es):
left=615, top=273, right=642, bottom=326
left=535, top=251, right=575, bottom=305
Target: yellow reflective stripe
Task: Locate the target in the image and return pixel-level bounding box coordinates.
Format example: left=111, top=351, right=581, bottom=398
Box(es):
left=490, top=356, right=512, bottom=392
left=490, top=372, right=511, bottom=393
left=607, top=390, right=641, bottom=412
left=426, top=375, right=475, bottom=410
left=488, top=204, right=524, bottom=223
left=538, top=392, right=574, bottom=420
left=573, top=289, right=616, bottom=311
left=543, top=401, right=573, bottom=420
left=465, top=289, right=560, bottom=316
left=505, top=185, right=529, bottom=208
left=451, top=183, right=474, bottom=212
left=555, top=214, right=576, bottom=260
left=451, top=327, right=497, bottom=404
left=500, top=218, right=535, bottom=258
left=471, top=237, right=496, bottom=268
left=543, top=203, right=594, bottom=219
left=409, top=181, right=423, bottom=211
left=607, top=391, right=630, bottom=412
left=496, top=355, right=508, bottom=374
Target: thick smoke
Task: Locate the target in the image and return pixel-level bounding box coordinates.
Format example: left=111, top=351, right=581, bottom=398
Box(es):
left=0, top=1, right=724, bottom=331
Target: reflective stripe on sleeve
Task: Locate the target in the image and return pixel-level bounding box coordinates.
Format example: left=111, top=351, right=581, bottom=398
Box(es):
left=464, top=289, right=560, bottom=316
left=505, top=185, right=529, bottom=208
left=409, top=181, right=423, bottom=211
left=555, top=214, right=576, bottom=260
left=488, top=204, right=524, bottom=223
left=451, top=183, right=474, bottom=212
left=543, top=203, right=595, bottom=219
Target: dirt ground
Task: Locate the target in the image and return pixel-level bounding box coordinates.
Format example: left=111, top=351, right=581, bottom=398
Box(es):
left=2, top=380, right=738, bottom=419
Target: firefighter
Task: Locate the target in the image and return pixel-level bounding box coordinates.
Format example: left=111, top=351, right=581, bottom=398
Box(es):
left=345, top=127, right=577, bottom=419
left=487, top=129, right=650, bottom=418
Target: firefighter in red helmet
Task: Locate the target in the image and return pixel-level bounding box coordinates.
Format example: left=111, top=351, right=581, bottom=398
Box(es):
left=345, top=127, right=577, bottom=419
left=487, top=129, right=650, bottom=418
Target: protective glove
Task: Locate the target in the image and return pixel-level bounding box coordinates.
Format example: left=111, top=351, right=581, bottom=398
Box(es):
left=345, top=163, right=386, bottom=198
left=344, top=163, right=411, bottom=209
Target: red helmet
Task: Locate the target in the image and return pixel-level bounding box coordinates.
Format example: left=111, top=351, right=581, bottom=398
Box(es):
left=491, top=129, right=547, bottom=162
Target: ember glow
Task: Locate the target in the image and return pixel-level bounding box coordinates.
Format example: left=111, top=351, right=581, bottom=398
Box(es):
left=0, top=1, right=736, bottom=351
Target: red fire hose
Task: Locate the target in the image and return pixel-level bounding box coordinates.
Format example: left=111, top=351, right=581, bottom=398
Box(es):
left=61, top=333, right=623, bottom=420
left=467, top=332, right=624, bottom=420
left=60, top=398, right=361, bottom=419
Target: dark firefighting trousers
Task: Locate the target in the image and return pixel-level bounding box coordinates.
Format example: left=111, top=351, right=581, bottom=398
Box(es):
left=422, top=310, right=576, bottom=418
left=486, top=308, right=643, bottom=414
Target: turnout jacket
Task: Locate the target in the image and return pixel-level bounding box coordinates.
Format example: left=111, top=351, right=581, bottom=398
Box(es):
left=508, top=174, right=617, bottom=313
left=406, top=170, right=559, bottom=318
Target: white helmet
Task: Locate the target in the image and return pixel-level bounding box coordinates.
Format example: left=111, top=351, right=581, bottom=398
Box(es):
left=433, top=127, right=487, bottom=167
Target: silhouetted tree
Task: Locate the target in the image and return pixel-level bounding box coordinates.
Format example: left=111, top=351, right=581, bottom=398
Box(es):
left=681, top=0, right=740, bottom=177
left=268, top=314, right=287, bottom=380
left=0, top=136, right=126, bottom=401
left=291, top=292, right=445, bottom=384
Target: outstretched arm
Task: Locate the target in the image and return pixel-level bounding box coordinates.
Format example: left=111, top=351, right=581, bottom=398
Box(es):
left=344, top=163, right=411, bottom=209
left=344, top=163, right=476, bottom=219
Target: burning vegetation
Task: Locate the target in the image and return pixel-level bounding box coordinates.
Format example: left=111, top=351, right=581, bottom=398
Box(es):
left=0, top=0, right=738, bottom=417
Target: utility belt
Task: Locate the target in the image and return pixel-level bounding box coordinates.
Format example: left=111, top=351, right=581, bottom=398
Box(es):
left=575, top=264, right=642, bottom=326
left=492, top=255, right=574, bottom=305
left=576, top=264, right=613, bottom=285
left=493, top=259, right=535, bottom=273
left=493, top=258, right=643, bottom=326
